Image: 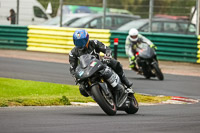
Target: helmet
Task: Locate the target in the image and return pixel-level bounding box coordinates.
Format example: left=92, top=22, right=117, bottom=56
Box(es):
left=73, top=29, right=89, bottom=48
left=128, top=28, right=138, bottom=42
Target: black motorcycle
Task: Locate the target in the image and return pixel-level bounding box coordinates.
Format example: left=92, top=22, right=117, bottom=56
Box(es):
left=74, top=54, right=139, bottom=116
left=135, top=43, right=164, bottom=80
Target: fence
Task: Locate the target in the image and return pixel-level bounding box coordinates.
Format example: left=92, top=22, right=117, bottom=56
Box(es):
left=0, top=25, right=199, bottom=63
left=1, top=0, right=198, bottom=35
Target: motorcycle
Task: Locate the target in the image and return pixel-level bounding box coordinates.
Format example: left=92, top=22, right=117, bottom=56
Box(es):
left=135, top=43, right=164, bottom=80
left=74, top=54, right=139, bottom=116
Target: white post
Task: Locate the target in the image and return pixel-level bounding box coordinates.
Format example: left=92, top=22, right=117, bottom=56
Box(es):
left=102, top=0, right=107, bottom=29
left=197, top=0, right=200, bottom=35
left=60, top=0, right=63, bottom=27
left=149, top=0, right=154, bottom=32
left=16, top=0, right=19, bottom=24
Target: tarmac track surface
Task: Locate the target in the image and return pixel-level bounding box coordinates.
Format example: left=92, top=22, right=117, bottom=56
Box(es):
left=0, top=57, right=200, bottom=133
left=0, top=57, right=200, bottom=99
left=0, top=104, right=200, bottom=133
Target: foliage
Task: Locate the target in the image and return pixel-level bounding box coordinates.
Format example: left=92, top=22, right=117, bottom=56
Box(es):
left=38, top=0, right=60, bottom=17
left=38, top=0, right=196, bottom=18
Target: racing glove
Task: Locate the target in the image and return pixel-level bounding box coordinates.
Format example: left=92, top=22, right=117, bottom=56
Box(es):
left=131, top=56, right=136, bottom=61
left=150, top=44, right=157, bottom=50
left=103, top=51, right=112, bottom=64
left=105, top=50, right=112, bottom=58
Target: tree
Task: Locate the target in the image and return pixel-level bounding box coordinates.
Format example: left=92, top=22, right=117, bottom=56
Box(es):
left=38, top=0, right=196, bottom=18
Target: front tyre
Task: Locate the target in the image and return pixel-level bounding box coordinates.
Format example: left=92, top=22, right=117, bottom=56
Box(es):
left=125, top=93, right=139, bottom=114
left=152, top=62, right=164, bottom=80
left=91, top=85, right=117, bottom=116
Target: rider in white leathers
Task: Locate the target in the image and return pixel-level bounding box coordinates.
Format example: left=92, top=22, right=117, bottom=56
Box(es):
left=125, top=28, right=156, bottom=71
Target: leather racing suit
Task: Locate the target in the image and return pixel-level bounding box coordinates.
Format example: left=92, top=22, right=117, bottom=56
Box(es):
left=125, top=34, right=154, bottom=70
left=69, top=40, right=132, bottom=96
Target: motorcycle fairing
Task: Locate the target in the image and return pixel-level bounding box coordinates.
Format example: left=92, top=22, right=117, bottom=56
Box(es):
left=137, top=43, right=155, bottom=59
left=75, top=54, right=104, bottom=81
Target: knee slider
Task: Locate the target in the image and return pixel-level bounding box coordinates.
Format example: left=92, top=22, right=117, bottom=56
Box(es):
left=102, top=66, right=119, bottom=87
left=102, top=66, right=113, bottom=79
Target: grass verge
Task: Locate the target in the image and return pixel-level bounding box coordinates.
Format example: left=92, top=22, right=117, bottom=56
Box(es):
left=0, top=77, right=171, bottom=107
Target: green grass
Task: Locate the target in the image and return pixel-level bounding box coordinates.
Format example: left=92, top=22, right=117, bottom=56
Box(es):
left=0, top=77, right=171, bottom=107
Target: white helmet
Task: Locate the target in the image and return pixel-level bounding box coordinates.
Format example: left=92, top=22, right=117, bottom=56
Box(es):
left=129, top=28, right=139, bottom=42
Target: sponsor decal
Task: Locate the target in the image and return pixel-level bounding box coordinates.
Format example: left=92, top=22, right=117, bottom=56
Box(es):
left=90, top=61, right=97, bottom=67
left=76, top=33, right=81, bottom=39
left=79, top=70, right=84, bottom=76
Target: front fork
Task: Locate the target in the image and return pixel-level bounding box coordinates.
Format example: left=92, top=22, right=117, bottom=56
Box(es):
left=150, top=59, right=158, bottom=75
left=82, top=78, right=112, bottom=97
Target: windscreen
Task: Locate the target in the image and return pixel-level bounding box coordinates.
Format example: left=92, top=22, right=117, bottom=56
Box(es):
left=138, top=43, right=148, bottom=50
left=137, top=43, right=155, bottom=59
left=79, top=54, right=94, bottom=68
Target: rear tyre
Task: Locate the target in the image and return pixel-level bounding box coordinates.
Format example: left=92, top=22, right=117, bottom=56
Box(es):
left=145, top=76, right=150, bottom=79
left=91, top=85, right=117, bottom=116
left=125, top=94, right=139, bottom=114
left=152, top=62, right=164, bottom=80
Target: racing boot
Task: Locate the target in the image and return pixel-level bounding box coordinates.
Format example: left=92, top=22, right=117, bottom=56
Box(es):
left=120, top=73, right=133, bottom=88
left=130, top=62, right=138, bottom=72
left=131, top=66, right=138, bottom=72
left=115, top=84, right=127, bottom=107
left=101, top=66, right=131, bottom=107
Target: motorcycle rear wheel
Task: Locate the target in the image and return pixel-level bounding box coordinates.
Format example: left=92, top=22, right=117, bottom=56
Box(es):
left=125, top=94, right=139, bottom=114
left=91, top=84, right=117, bottom=116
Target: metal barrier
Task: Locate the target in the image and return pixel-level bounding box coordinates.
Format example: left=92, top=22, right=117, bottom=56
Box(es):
left=110, top=31, right=199, bottom=63
left=198, top=35, right=200, bottom=63
left=0, top=25, right=28, bottom=50
left=0, top=25, right=199, bottom=63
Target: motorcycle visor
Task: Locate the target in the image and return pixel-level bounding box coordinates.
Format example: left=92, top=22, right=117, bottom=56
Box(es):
left=130, top=35, right=138, bottom=39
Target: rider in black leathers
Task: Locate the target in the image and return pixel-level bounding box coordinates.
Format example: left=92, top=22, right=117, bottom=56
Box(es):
left=69, top=29, right=133, bottom=97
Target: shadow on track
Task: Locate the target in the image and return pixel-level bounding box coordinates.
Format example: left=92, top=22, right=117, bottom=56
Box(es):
left=68, top=113, right=140, bottom=117
left=62, top=109, right=141, bottom=117
left=128, top=77, right=160, bottom=81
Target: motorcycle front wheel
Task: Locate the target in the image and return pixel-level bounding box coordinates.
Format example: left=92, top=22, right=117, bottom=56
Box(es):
left=152, top=62, right=164, bottom=80
left=125, top=93, right=139, bottom=114
left=91, top=84, right=117, bottom=116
